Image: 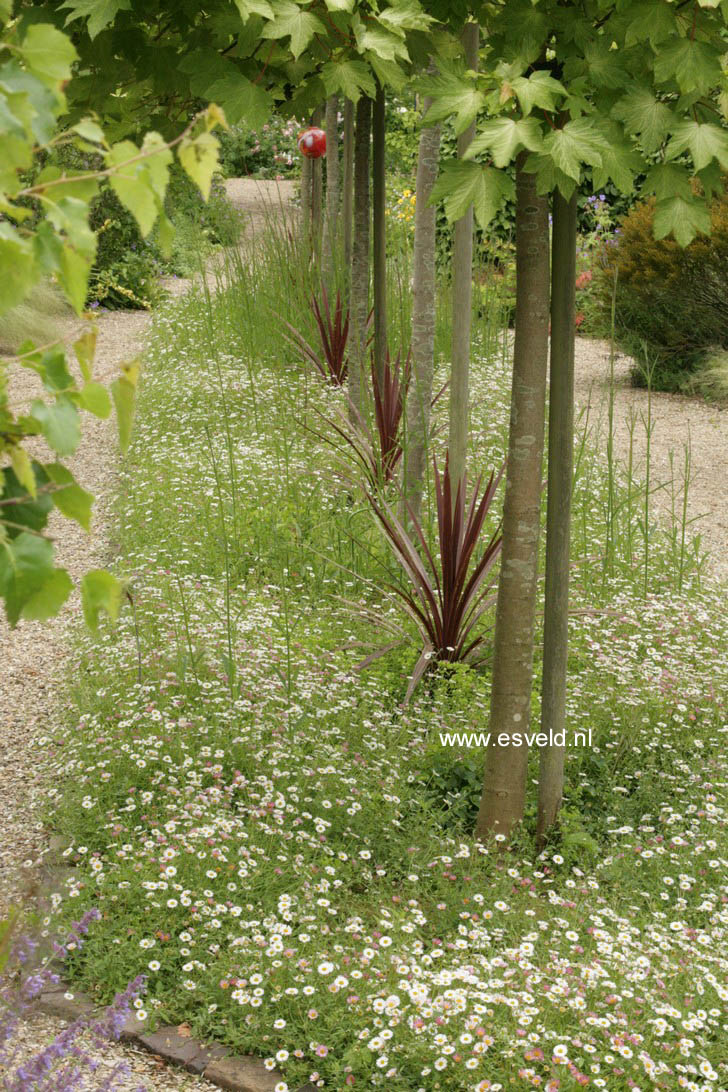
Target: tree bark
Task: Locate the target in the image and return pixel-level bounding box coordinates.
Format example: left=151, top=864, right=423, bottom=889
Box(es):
left=537, top=189, right=577, bottom=845
left=342, top=98, right=355, bottom=288
left=311, top=105, right=323, bottom=265
left=372, top=81, right=387, bottom=387
left=475, top=155, right=550, bottom=844
left=300, top=153, right=312, bottom=255
left=447, top=20, right=479, bottom=495
left=402, top=96, right=441, bottom=523
left=322, top=94, right=340, bottom=286
left=348, top=95, right=371, bottom=420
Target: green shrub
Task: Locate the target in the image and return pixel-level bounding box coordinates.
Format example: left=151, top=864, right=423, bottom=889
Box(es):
left=595, top=188, right=728, bottom=392
left=217, top=116, right=300, bottom=178
left=88, top=186, right=163, bottom=309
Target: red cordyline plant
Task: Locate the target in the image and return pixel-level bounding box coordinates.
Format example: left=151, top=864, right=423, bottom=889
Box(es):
left=312, top=347, right=444, bottom=490
left=284, top=284, right=350, bottom=385
left=363, top=454, right=504, bottom=701
left=371, top=349, right=411, bottom=481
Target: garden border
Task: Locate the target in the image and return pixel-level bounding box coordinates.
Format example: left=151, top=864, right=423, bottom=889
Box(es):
left=36, top=841, right=316, bottom=1092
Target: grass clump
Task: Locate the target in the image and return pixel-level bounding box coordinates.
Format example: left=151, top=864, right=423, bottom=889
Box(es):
left=43, top=227, right=728, bottom=1092
left=0, top=281, right=71, bottom=355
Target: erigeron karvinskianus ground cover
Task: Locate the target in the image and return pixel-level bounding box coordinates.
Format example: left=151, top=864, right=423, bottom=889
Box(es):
left=40, top=254, right=728, bottom=1092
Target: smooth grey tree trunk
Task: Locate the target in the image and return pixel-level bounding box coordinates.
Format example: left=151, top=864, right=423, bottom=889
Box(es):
left=537, top=189, right=577, bottom=844
left=311, top=105, right=323, bottom=265
left=322, top=94, right=340, bottom=286
left=447, top=21, right=479, bottom=495
left=402, top=95, right=441, bottom=523
left=342, top=98, right=355, bottom=287
left=348, top=95, right=371, bottom=420
left=300, top=153, right=312, bottom=255
left=475, top=155, right=550, bottom=844
left=372, top=82, right=387, bottom=386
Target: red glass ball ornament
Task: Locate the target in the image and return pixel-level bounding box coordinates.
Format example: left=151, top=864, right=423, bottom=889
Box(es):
left=297, top=126, right=326, bottom=159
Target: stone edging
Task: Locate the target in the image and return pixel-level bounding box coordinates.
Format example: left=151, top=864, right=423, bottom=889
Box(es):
left=37, top=986, right=316, bottom=1092
left=36, top=840, right=316, bottom=1092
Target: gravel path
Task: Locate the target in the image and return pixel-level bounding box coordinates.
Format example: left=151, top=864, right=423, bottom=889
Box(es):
left=0, top=178, right=294, bottom=1090
left=573, top=337, right=728, bottom=582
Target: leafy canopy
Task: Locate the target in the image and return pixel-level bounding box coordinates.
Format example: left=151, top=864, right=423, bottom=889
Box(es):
left=424, top=0, right=728, bottom=246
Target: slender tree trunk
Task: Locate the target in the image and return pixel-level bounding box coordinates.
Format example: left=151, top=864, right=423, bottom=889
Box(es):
left=447, top=20, right=479, bottom=494
left=311, top=106, right=323, bottom=265
left=348, top=95, right=372, bottom=420
left=537, top=189, right=577, bottom=845
left=372, top=81, right=387, bottom=386
left=322, top=94, right=340, bottom=286
left=402, top=96, right=441, bottom=523
left=300, top=153, right=312, bottom=255
left=475, top=155, right=550, bottom=844
left=342, top=98, right=355, bottom=288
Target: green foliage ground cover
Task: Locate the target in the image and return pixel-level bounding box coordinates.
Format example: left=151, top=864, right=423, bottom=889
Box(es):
left=43, top=232, right=728, bottom=1092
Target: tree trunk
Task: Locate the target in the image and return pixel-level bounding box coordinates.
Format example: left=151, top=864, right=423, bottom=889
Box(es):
left=300, top=153, right=312, bottom=255
left=475, top=155, right=550, bottom=844
left=322, top=94, right=340, bottom=286
left=348, top=95, right=372, bottom=420
left=537, top=189, right=577, bottom=845
left=372, top=81, right=387, bottom=387
left=311, top=105, right=323, bottom=265
left=342, top=98, right=355, bottom=288
left=402, top=97, right=441, bottom=523
left=447, top=20, right=479, bottom=495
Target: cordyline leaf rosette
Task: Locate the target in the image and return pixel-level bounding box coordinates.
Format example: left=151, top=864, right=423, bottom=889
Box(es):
left=423, top=0, right=728, bottom=247
left=365, top=455, right=504, bottom=701
left=371, top=347, right=411, bottom=482
left=0, top=15, right=226, bottom=627
left=284, top=284, right=351, bottom=386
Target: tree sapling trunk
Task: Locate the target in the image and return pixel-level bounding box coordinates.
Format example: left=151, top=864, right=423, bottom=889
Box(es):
left=475, top=155, right=550, bottom=844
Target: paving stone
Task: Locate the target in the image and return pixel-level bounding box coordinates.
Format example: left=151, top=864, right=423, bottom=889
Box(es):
left=37, top=987, right=95, bottom=1022
left=203, top=1054, right=282, bottom=1092
left=137, top=1026, right=229, bottom=1075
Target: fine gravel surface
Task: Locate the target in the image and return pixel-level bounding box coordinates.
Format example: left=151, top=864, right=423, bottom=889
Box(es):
left=573, top=337, right=728, bottom=583
left=0, top=178, right=294, bottom=1090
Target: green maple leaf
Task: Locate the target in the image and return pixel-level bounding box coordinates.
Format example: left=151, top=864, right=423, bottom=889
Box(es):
left=0, top=533, right=67, bottom=627
left=624, top=0, right=676, bottom=46
left=613, top=88, right=674, bottom=152
left=20, top=24, right=77, bottom=87
left=667, top=119, right=728, bottom=171
left=466, top=117, right=542, bottom=167
left=653, top=194, right=711, bottom=246
left=60, top=0, right=131, bottom=39
left=590, top=123, right=642, bottom=193
left=321, top=59, right=375, bottom=103
left=206, top=74, right=271, bottom=127
left=422, top=73, right=485, bottom=136
left=653, top=38, right=722, bottom=93
left=378, top=0, right=433, bottom=34
left=430, top=161, right=514, bottom=228
left=580, top=42, right=629, bottom=89
left=524, top=153, right=578, bottom=199
left=643, top=161, right=693, bottom=201
left=356, top=25, right=409, bottom=62
left=233, top=0, right=274, bottom=19
left=541, top=118, right=606, bottom=181
left=510, top=71, right=565, bottom=116
left=261, top=1, right=326, bottom=59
